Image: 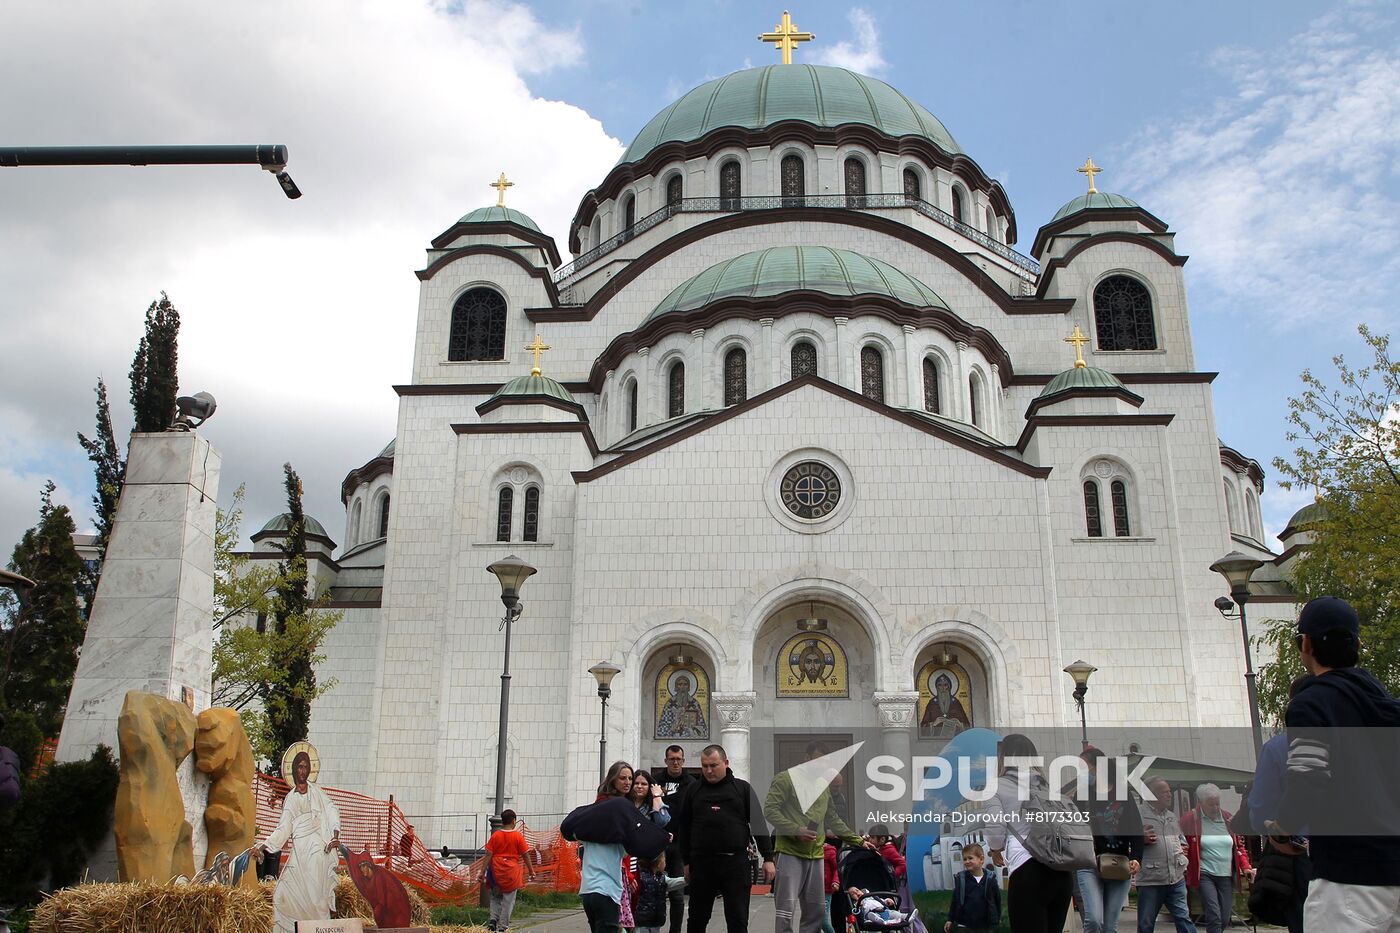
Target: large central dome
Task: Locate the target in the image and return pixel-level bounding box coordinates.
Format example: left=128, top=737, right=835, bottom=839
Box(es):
left=621, top=64, right=962, bottom=165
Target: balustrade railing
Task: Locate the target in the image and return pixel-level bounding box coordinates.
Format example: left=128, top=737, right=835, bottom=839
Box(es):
left=552, top=193, right=1040, bottom=293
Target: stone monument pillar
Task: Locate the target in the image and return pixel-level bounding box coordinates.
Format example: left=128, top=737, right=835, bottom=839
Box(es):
left=57, top=430, right=221, bottom=764
left=712, top=691, right=756, bottom=779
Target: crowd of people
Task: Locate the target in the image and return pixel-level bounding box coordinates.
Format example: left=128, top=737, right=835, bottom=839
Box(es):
left=524, top=595, right=1400, bottom=933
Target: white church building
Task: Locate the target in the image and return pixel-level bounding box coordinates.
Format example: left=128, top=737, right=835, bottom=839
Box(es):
left=245, top=51, right=1303, bottom=832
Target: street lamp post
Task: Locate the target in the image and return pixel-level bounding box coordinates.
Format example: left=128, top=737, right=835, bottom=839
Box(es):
left=486, top=555, right=537, bottom=824
left=1063, top=660, right=1097, bottom=748
left=588, top=662, right=621, bottom=782
left=1211, top=551, right=1267, bottom=757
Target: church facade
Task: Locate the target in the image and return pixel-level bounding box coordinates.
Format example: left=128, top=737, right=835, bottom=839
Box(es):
left=246, top=56, right=1300, bottom=831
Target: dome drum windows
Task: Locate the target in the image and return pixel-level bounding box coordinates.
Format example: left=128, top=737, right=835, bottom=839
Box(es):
left=1080, top=459, right=1140, bottom=539
left=922, top=357, right=940, bottom=414
left=903, top=167, right=921, bottom=202
left=621, top=195, right=637, bottom=242
left=667, top=361, right=686, bottom=418
left=666, top=173, right=683, bottom=207
left=860, top=345, right=884, bottom=402
left=723, top=347, right=748, bottom=406
left=1093, top=276, right=1157, bottom=351
left=720, top=161, right=742, bottom=210
left=781, top=154, right=805, bottom=207
left=626, top=377, right=640, bottom=434
left=791, top=340, right=818, bottom=380
left=844, top=157, right=867, bottom=208
left=448, top=287, right=508, bottom=362
left=950, top=186, right=966, bottom=225
left=377, top=494, right=391, bottom=539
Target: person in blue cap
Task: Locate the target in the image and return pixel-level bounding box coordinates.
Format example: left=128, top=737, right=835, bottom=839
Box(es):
left=1275, top=596, right=1400, bottom=932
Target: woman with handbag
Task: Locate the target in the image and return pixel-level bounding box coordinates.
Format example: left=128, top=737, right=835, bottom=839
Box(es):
left=1074, top=753, right=1143, bottom=933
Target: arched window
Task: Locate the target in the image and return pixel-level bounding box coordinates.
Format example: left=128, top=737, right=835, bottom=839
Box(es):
left=523, top=486, right=540, bottom=543
left=1093, top=276, right=1157, bottom=351
left=667, top=361, right=685, bottom=418
left=950, top=186, right=966, bottom=225
left=781, top=154, right=805, bottom=206
left=1245, top=488, right=1263, bottom=540
left=1111, top=480, right=1131, bottom=536
left=968, top=373, right=983, bottom=427
left=590, top=216, right=601, bottom=249
left=844, top=157, right=867, bottom=207
left=621, top=195, right=636, bottom=241
left=349, top=500, right=362, bottom=546
left=903, top=167, right=921, bottom=201
left=666, top=174, right=683, bottom=207
left=1223, top=480, right=1241, bottom=533
left=860, top=345, right=884, bottom=402
left=1083, top=481, right=1103, bottom=537
left=922, top=357, right=940, bottom=413
left=723, top=347, right=747, bottom=406
left=448, top=287, right=507, bottom=361
left=377, top=494, right=390, bottom=538
left=626, top=378, right=639, bottom=433
left=496, top=486, right=513, bottom=542
left=791, top=340, right=818, bottom=379
left=985, top=206, right=997, bottom=240
left=720, top=161, right=741, bottom=210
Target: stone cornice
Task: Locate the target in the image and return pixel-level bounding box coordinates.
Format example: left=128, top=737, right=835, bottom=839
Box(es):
left=1030, top=206, right=1170, bottom=260
left=416, top=244, right=562, bottom=306
left=340, top=455, right=393, bottom=504
left=1014, top=413, right=1175, bottom=453
left=429, top=220, right=563, bottom=267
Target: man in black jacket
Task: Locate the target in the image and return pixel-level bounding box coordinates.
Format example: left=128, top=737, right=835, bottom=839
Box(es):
left=658, top=745, right=697, bottom=933
left=672, top=745, right=774, bottom=933
left=1276, top=596, right=1400, bottom=931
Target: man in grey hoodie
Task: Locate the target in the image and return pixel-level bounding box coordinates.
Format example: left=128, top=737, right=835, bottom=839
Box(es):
left=1135, top=776, right=1196, bottom=933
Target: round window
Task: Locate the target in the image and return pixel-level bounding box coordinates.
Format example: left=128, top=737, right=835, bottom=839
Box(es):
left=780, top=461, right=842, bottom=520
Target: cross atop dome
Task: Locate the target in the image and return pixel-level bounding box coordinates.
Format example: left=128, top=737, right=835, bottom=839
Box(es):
left=1076, top=157, right=1102, bottom=194
left=758, top=10, right=814, bottom=65
left=524, top=332, right=551, bottom=376
left=489, top=172, right=514, bottom=207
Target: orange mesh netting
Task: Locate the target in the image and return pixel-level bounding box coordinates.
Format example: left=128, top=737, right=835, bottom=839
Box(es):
left=253, top=772, right=579, bottom=904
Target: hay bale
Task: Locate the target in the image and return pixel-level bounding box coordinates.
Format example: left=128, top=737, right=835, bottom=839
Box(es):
left=334, top=875, right=433, bottom=927
left=30, top=880, right=271, bottom=933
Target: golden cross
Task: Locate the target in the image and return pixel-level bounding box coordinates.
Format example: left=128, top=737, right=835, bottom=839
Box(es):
left=489, top=172, right=514, bottom=208
left=524, top=333, right=551, bottom=376
left=1076, top=157, right=1102, bottom=195
left=1064, top=324, right=1090, bottom=368
left=759, top=10, right=814, bottom=65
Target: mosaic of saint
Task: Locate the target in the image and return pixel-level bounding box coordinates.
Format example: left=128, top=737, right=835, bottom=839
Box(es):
left=655, top=664, right=710, bottom=739
left=917, top=659, right=974, bottom=737
left=777, top=632, right=848, bottom=697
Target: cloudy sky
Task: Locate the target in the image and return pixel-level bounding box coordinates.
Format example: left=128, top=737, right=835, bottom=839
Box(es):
left=2, top=0, right=1397, bottom=559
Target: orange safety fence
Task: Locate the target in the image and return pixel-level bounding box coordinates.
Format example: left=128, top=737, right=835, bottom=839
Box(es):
left=253, top=772, right=580, bottom=905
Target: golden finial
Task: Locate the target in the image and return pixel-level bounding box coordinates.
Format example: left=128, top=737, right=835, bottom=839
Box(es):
left=489, top=172, right=514, bottom=208
left=1064, top=324, right=1090, bottom=369
left=759, top=10, right=815, bottom=65
left=524, top=333, right=551, bottom=377
left=1076, top=157, right=1102, bottom=195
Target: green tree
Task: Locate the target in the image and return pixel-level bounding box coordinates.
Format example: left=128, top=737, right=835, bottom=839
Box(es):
left=75, top=377, right=126, bottom=615
left=1, top=483, right=86, bottom=738
left=129, top=292, right=180, bottom=433
left=210, top=481, right=340, bottom=767
left=1258, top=324, right=1400, bottom=725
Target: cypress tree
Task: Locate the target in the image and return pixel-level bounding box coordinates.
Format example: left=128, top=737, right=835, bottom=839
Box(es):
left=1, top=483, right=87, bottom=737
left=129, top=292, right=180, bottom=433
left=265, top=463, right=317, bottom=765
left=76, top=378, right=125, bottom=615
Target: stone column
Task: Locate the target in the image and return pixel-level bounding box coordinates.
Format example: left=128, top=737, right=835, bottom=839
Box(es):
left=834, top=317, right=850, bottom=388
left=902, top=325, right=919, bottom=409
left=759, top=318, right=775, bottom=394
left=873, top=692, right=919, bottom=769
left=691, top=328, right=708, bottom=410
left=989, top=363, right=1002, bottom=438
left=712, top=691, right=757, bottom=780
left=637, top=346, right=651, bottom=424
left=58, top=431, right=221, bottom=766
left=954, top=341, right=970, bottom=422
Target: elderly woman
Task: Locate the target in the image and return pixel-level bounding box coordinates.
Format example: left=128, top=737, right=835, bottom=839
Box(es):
left=1181, top=783, right=1254, bottom=933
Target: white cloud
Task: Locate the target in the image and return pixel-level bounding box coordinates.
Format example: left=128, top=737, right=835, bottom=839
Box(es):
left=1117, top=4, right=1400, bottom=330
left=0, top=0, right=624, bottom=556
left=812, top=8, right=887, bottom=75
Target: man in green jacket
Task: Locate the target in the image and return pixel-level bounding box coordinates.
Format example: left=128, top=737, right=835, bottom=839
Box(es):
left=765, top=742, right=872, bottom=933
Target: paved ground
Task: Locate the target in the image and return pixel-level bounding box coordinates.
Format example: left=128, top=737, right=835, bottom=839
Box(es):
left=518, top=893, right=1187, bottom=933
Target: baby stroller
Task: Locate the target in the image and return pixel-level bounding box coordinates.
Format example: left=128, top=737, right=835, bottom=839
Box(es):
left=838, top=847, right=917, bottom=933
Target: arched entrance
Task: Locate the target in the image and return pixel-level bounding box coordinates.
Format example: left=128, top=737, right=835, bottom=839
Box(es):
left=638, top=641, right=716, bottom=779
left=911, top=640, right=991, bottom=740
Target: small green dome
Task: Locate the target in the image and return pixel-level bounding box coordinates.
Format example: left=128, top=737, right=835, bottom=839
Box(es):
left=491, top=373, right=577, bottom=405
left=458, top=205, right=542, bottom=233
left=621, top=64, right=962, bottom=164
left=1039, top=365, right=1126, bottom=397
left=1284, top=500, right=1329, bottom=533
left=256, top=512, right=330, bottom=540
left=1051, top=191, right=1141, bottom=222
left=646, top=246, right=947, bottom=323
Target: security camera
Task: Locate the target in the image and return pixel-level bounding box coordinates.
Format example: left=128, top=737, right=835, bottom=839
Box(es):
left=171, top=391, right=217, bottom=431
left=1214, top=596, right=1235, bottom=613
left=276, top=171, right=302, bottom=199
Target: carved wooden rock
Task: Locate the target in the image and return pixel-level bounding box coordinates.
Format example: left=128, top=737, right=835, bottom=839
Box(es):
left=196, top=707, right=258, bottom=887
left=115, top=690, right=197, bottom=881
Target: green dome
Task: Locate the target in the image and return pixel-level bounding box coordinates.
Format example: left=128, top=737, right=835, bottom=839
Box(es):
left=458, top=205, right=542, bottom=233
left=491, top=373, right=577, bottom=404
left=621, top=64, right=962, bottom=165
left=646, top=246, right=947, bottom=323
left=1039, top=365, right=1126, bottom=397
left=1051, top=191, right=1141, bottom=222
left=1284, top=500, right=1329, bottom=533
left=256, top=512, right=330, bottom=540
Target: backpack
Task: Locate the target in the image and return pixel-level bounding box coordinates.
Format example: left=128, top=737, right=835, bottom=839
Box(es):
left=1015, top=777, right=1096, bottom=871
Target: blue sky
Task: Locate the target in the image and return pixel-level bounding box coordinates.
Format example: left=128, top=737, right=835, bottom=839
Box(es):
left=1, top=0, right=1397, bottom=558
